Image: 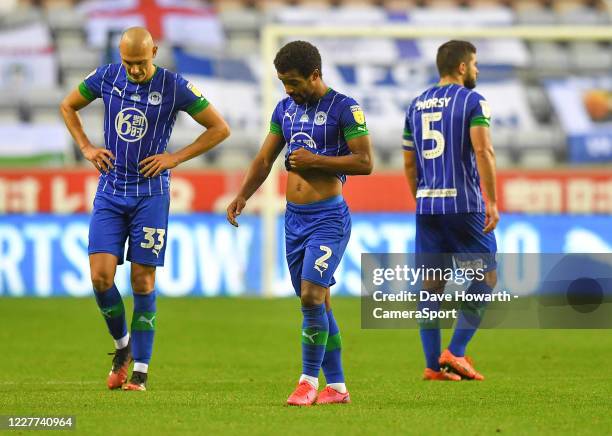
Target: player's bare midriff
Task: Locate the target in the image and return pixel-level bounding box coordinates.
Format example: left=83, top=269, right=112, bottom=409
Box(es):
left=286, top=170, right=342, bottom=204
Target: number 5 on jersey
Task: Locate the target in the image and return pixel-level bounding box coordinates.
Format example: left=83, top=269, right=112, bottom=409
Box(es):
left=422, top=112, right=445, bottom=159
left=141, top=227, right=166, bottom=257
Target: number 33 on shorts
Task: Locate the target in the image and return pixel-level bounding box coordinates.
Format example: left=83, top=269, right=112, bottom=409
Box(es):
left=141, top=227, right=166, bottom=257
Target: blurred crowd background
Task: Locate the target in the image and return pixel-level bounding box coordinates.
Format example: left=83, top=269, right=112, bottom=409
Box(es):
left=0, top=0, right=611, bottom=169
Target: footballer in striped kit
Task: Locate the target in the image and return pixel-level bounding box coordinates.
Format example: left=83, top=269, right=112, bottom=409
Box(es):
left=60, top=27, right=230, bottom=391
left=227, top=40, right=373, bottom=406
left=403, top=40, right=499, bottom=382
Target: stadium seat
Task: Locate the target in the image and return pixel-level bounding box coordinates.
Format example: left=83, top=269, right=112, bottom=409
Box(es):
left=58, top=47, right=100, bottom=71
left=212, top=147, right=253, bottom=169
left=515, top=4, right=557, bottom=24
left=0, top=108, right=21, bottom=123
left=45, top=5, right=84, bottom=31
left=23, top=88, right=64, bottom=111
left=569, top=41, right=612, bottom=72
left=525, top=85, right=554, bottom=123
left=517, top=147, right=557, bottom=168
left=529, top=41, right=570, bottom=73
left=30, top=108, right=61, bottom=124
left=219, top=7, right=262, bottom=33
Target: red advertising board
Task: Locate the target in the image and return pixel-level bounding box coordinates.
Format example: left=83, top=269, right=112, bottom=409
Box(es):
left=0, top=168, right=610, bottom=214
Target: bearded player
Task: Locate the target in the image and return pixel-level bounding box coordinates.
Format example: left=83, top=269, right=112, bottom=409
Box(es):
left=226, top=41, right=373, bottom=405
left=60, top=27, right=230, bottom=391
left=403, top=40, right=499, bottom=381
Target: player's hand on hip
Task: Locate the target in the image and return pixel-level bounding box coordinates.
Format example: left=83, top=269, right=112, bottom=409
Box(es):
left=139, top=153, right=179, bottom=178
left=288, top=147, right=318, bottom=171
left=82, top=145, right=115, bottom=173
left=483, top=202, right=499, bottom=233
left=226, top=196, right=246, bottom=227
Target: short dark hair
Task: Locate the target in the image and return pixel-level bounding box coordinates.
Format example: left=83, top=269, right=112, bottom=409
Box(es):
left=274, top=40, right=322, bottom=78
left=436, top=40, right=476, bottom=77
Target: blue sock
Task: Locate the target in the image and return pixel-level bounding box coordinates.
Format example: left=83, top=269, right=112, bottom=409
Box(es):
left=449, top=281, right=493, bottom=357
left=131, top=291, right=157, bottom=367
left=301, top=304, right=329, bottom=378
left=322, top=310, right=344, bottom=384
left=418, top=299, right=441, bottom=371
left=94, top=284, right=127, bottom=341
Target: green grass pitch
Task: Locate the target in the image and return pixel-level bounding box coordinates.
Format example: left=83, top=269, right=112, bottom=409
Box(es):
left=1, top=297, right=610, bottom=435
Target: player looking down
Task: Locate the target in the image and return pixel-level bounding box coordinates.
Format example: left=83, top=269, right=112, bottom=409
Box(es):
left=60, top=27, right=230, bottom=391
left=226, top=41, right=373, bottom=406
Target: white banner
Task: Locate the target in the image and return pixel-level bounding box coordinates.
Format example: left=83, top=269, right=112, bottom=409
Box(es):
left=0, top=23, right=57, bottom=89
left=183, top=70, right=535, bottom=150
left=0, top=124, right=70, bottom=157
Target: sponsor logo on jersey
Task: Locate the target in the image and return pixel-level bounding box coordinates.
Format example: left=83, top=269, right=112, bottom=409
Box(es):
left=479, top=100, right=491, bottom=118
left=284, top=111, right=296, bottom=122
left=299, top=113, right=309, bottom=123
left=148, top=91, right=162, bottom=106
left=350, top=105, right=365, bottom=124
left=112, top=86, right=123, bottom=96
left=290, top=132, right=317, bottom=149
left=187, top=82, right=202, bottom=97
left=314, top=111, right=327, bottom=126
left=115, top=107, right=148, bottom=142
left=131, top=94, right=141, bottom=102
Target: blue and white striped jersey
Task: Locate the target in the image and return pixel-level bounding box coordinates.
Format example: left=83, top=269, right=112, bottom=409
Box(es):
left=79, top=64, right=209, bottom=197
left=270, top=88, right=369, bottom=184
left=403, top=83, right=491, bottom=214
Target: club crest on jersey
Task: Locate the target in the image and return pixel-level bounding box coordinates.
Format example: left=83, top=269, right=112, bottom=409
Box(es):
left=350, top=105, right=365, bottom=124
left=130, top=94, right=141, bottom=102
left=148, top=91, right=162, bottom=106
left=314, top=111, right=327, bottom=126
left=187, top=82, right=203, bottom=98
left=299, top=113, right=309, bottom=123
left=290, top=132, right=317, bottom=149
left=115, top=107, right=148, bottom=142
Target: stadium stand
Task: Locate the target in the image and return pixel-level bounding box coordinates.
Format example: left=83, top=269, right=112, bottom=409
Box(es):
left=0, top=0, right=610, bottom=167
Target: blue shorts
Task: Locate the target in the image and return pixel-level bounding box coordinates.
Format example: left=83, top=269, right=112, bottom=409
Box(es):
left=415, top=213, right=497, bottom=272
left=285, top=195, right=351, bottom=296
left=88, top=191, right=170, bottom=266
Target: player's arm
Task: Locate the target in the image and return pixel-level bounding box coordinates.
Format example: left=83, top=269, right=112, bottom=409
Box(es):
left=401, top=110, right=417, bottom=199
left=403, top=150, right=417, bottom=199
left=226, top=133, right=285, bottom=227
left=59, top=88, right=115, bottom=172
left=140, top=104, right=230, bottom=178
left=470, top=125, right=499, bottom=233
left=288, top=135, right=373, bottom=176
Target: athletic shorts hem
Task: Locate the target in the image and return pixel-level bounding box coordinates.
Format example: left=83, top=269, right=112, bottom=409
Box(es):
left=126, top=256, right=163, bottom=267
left=300, top=276, right=332, bottom=289
left=88, top=250, right=124, bottom=265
